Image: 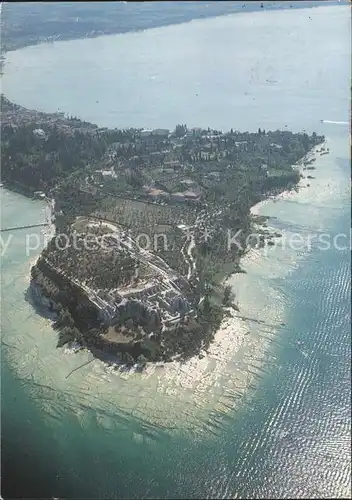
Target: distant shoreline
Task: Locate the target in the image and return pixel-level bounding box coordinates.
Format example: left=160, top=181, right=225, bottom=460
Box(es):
left=0, top=1, right=338, bottom=55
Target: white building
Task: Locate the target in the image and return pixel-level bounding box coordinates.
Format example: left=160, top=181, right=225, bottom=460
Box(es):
left=152, top=128, right=170, bottom=137
left=141, top=129, right=153, bottom=137
left=33, top=128, right=46, bottom=139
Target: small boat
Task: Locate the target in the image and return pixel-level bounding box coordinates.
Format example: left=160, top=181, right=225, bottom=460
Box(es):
left=33, top=190, right=46, bottom=199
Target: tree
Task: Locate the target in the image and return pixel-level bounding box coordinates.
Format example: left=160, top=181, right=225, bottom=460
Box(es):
left=222, top=285, right=232, bottom=306
left=137, top=354, right=148, bottom=367
left=202, top=294, right=211, bottom=316
left=54, top=308, right=74, bottom=329
left=175, top=124, right=187, bottom=138
left=56, top=326, right=76, bottom=347
left=123, top=352, right=134, bottom=366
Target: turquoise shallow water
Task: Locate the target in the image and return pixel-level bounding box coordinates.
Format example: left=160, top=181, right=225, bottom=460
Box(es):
left=1, top=3, right=351, bottom=498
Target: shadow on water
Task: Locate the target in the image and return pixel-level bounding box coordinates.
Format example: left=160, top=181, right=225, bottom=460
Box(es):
left=1, top=359, right=76, bottom=499
left=2, top=347, right=178, bottom=499
left=4, top=286, right=180, bottom=498
left=24, top=286, right=57, bottom=321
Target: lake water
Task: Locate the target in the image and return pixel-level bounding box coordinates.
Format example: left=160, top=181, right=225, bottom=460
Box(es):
left=1, top=4, right=351, bottom=498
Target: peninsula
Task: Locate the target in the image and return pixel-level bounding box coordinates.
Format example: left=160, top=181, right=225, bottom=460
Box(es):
left=1, top=95, right=324, bottom=366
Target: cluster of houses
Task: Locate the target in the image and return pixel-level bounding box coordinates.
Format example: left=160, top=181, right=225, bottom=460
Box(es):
left=87, top=126, right=229, bottom=204
left=68, top=225, right=193, bottom=331
left=76, top=124, right=290, bottom=206
left=89, top=277, right=192, bottom=330
left=1, top=97, right=97, bottom=135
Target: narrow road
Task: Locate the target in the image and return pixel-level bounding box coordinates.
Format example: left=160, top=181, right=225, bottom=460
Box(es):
left=186, top=233, right=196, bottom=280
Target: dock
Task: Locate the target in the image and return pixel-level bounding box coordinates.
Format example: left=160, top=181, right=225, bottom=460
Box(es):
left=0, top=222, right=49, bottom=232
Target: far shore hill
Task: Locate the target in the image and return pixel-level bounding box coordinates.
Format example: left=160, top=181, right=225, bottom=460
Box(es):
left=0, top=95, right=326, bottom=367
left=0, top=1, right=336, bottom=53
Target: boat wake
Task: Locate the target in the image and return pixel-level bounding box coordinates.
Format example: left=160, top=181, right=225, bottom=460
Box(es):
left=321, top=120, right=349, bottom=125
